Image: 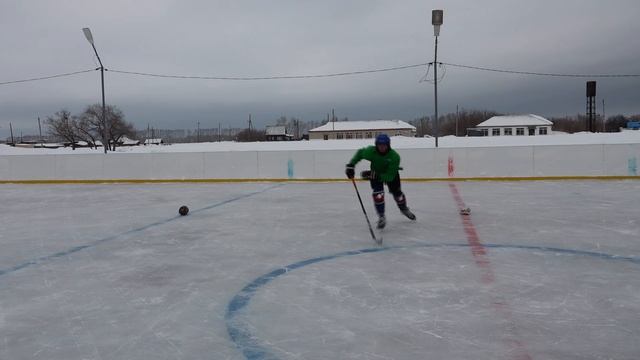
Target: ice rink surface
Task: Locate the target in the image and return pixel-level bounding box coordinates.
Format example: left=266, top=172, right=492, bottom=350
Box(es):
left=1, top=180, right=639, bottom=360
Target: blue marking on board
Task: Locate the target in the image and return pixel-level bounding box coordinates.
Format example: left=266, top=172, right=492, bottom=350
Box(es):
left=287, top=159, right=294, bottom=179
left=629, top=157, right=637, bottom=176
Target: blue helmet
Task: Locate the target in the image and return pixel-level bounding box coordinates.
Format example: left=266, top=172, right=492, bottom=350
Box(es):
left=375, top=134, right=390, bottom=146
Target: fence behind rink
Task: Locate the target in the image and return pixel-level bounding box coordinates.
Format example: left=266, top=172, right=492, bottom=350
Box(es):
left=0, top=143, right=638, bottom=182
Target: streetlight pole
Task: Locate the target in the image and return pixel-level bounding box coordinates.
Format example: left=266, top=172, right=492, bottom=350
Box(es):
left=432, top=10, right=443, bottom=148
left=82, top=27, right=108, bottom=153
left=456, top=104, right=459, bottom=137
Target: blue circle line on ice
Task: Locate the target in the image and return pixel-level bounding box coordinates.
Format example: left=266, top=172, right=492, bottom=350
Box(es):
left=225, top=242, right=640, bottom=360
left=0, top=184, right=283, bottom=278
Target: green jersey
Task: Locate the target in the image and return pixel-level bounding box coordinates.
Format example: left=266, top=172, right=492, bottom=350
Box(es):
left=349, top=146, right=401, bottom=182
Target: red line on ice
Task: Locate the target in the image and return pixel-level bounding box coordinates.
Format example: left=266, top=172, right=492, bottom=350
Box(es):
left=449, top=183, right=532, bottom=360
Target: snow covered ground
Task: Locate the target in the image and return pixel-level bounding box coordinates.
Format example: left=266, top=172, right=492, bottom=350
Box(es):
left=1, top=180, right=639, bottom=359
left=1, top=131, right=639, bottom=155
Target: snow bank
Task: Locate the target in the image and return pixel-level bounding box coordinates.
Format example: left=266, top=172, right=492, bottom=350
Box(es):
left=1, top=131, right=639, bottom=155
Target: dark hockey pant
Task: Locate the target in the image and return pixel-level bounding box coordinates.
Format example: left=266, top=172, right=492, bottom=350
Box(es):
left=370, top=174, right=408, bottom=217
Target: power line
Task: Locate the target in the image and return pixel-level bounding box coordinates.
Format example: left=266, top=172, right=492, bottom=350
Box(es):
left=106, top=63, right=429, bottom=80
left=0, top=68, right=98, bottom=86
left=442, top=62, right=640, bottom=78
left=109, top=62, right=640, bottom=81
left=2, top=61, right=638, bottom=87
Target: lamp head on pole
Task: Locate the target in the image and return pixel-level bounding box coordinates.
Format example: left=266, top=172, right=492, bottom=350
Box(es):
left=432, top=10, right=443, bottom=36
left=82, top=27, right=94, bottom=45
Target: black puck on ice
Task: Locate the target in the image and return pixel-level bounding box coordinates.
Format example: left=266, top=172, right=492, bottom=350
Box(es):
left=179, top=205, right=189, bottom=216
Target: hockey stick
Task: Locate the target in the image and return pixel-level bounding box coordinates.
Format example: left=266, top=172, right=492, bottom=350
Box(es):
left=350, top=178, right=381, bottom=244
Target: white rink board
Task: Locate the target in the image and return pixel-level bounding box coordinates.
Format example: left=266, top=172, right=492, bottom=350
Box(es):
left=1, top=144, right=639, bottom=180
left=9, top=155, right=57, bottom=180
left=0, top=156, right=10, bottom=180
left=151, top=152, right=204, bottom=180
left=603, top=144, right=639, bottom=176
left=314, top=150, right=354, bottom=179
left=54, top=154, right=104, bottom=180
left=102, top=153, right=153, bottom=180
left=257, top=151, right=316, bottom=179
left=533, top=145, right=605, bottom=177
left=466, top=147, right=534, bottom=178
left=204, top=151, right=258, bottom=179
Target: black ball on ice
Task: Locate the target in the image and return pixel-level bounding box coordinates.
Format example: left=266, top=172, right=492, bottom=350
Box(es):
left=179, top=205, right=189, bottom=216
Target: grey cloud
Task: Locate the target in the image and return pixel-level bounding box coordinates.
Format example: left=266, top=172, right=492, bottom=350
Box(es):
left=1, top=0, right=639, bottom=138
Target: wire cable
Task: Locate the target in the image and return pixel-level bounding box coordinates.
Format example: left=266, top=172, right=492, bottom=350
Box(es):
left=0, top=69, right=98, bottom=86
left=2, top=61, right=638, bottom=87
left=442, top=62, right=640, bottom=78
left=106, top=63, right=430, bottom=80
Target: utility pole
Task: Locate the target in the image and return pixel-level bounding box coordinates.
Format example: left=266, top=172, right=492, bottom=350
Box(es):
left=9, top=122, right=14, bottom=145
left=38, top=117, right=43, bottom=145
left=602, top=99, right=606, bottom=132
left=248, top=114, right=252, bottom=142
left=456, top=105, right=459, bottom=137
left=218, top=122, right=221, bottom=142
left=197, top=121, right=200, bottom=143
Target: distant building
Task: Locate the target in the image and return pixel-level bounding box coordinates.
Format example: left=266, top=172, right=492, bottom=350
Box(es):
left=117, top=136, right=140, bottom=146
left=265, top=125, right=293, bottom=141
left=468, top=114, right=553, bottom=136
left=308, top=120, right=416, bottom=140
left=144, top=138, right=164, bottom=145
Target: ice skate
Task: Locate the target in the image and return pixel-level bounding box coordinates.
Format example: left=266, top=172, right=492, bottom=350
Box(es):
left=400, top=207, right=416, bottom=220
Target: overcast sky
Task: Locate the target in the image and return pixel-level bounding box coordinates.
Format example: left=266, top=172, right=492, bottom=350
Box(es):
left=1, top=0, right=639, bottom=138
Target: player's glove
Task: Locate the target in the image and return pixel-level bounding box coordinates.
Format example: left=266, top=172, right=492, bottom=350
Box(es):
left=345, top=164, right=355, bottom=179
left=360, top=170, right=377, bottom=180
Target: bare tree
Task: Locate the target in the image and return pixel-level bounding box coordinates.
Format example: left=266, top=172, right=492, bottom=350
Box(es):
left=45, top=110, right=80, bottom=149
left=439, top=110, right=501, bottom=136
left=75, top=116, right=100, bottom=149
left=236, top=128, right=265, bottom=142
left=108, top=115, right=136, bottom=151
left=80, top=104, right=109, bottom=152
left=80, top=104, right=135, bottom=151
left=551, top=115, right=588, bottom=133
left=409, top=117, right=432, bottom=137
left=410, top=109, right=500, bottom=137
left=605, top=115, right=628, bottom=132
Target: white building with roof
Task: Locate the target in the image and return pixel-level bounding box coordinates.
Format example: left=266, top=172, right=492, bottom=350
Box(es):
left=308, top=120, right=416, bottom=140
left=470, top=114, right=553, bottom=136
left=144, top=138, right=164, bottom=145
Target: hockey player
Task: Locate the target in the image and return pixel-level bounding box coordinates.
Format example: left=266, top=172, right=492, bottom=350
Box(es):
left=345, top=134, right=416, bottom=229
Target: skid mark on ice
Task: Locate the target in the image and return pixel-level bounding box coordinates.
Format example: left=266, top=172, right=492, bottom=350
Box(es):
left=0, top=184, right=283, bottom=278
left=225, top=243, right=640, bottom=360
